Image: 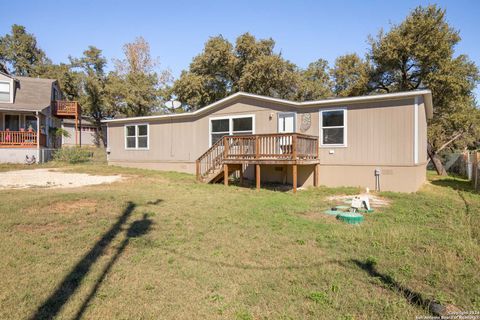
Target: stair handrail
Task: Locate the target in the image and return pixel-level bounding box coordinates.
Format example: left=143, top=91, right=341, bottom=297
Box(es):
left=196, top=137, right=225, bottom=180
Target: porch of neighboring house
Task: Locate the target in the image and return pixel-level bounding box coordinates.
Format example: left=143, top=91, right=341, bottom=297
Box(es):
left=196, top=133, right=320, bottom=193
left=0, top=111, right=47, bottom=163
left=0, top=112, right=46, bottom=148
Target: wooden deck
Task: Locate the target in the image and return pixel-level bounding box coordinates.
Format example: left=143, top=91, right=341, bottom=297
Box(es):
left=0, top=131, right=46, bottom=147
left=196, top=133, right=320, bottom=192
left=52, top=101, right=80, bottom=117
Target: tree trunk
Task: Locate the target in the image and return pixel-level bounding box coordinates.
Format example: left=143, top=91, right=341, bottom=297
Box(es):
left=427, top=144, right=447, bottom=176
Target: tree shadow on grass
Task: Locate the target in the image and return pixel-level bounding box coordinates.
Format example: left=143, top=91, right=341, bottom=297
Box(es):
left=30, top=201, right=154, bottom=320
left=350, top=259, right=446, bottom=316
left=73, top=213, right=153, bottom=320
left=430, top=177, right=477, bottom=195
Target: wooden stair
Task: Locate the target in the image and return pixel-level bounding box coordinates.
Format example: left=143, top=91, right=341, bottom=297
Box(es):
left=201, top=164, right=242, bottom=184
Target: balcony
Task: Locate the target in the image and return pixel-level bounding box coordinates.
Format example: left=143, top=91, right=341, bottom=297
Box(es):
left=52, top=100, right=80, bottom=117
left=0, top=130, right=46, bottom=148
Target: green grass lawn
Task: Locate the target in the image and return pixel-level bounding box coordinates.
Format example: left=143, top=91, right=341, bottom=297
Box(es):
left=0, top=164, right=478, bottom=319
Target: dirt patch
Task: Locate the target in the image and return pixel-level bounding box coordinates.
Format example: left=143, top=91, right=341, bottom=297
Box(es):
left=326, top=194, right=391, bottom=207
left=0, top=168, right=123, bottom=189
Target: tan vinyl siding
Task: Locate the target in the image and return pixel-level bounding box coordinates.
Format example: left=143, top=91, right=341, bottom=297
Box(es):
left=319, top=99, right=414, bottom=166
left=108, top=97, right=418, bottom=167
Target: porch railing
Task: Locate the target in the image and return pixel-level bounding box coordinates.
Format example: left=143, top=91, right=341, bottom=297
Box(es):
left=224, top=133, right=319, bottom=161
left=0, top=131, right=47, bottom=147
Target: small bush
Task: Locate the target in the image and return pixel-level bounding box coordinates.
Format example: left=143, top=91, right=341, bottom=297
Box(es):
left=53, top=147, right=93, bottom=164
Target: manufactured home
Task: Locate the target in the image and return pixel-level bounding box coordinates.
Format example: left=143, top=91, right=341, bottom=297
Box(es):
left=104, top=90, right=433, bottom=192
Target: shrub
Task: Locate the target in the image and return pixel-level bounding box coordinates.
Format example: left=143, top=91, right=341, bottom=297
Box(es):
left=53, top=147, right=93, bottom=164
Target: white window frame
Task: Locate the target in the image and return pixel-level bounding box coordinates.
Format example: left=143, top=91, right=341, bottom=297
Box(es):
left=319, top=108, right=347, bottom=147
left=277, top=112, right=296, bottom=133
left=124, top=123, right=149, bottom=150
left=209, top=114, right=255, bottom=147
left=0, top=81, right=11, bottom=103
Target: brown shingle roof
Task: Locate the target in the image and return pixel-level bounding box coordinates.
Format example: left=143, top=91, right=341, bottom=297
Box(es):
left=0, top=76, right=56, bottom=113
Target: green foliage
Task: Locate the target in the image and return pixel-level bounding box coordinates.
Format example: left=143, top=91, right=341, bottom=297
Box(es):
left=53, top=147, right=92, bottom=164
left=368, top=5, right=480, bottom=159
left=237, top=55, right=299, bottom=99
left=173, top=33, right=327, bottom=110
left=70, top=46, right=112, bottom=146
left=331, top=53, right=371, bottom=97
left=297, top=58, right=333, bottom=100
left=106, top=37, right=170, bottom=117
left=0, top=24, right=50, bottom=76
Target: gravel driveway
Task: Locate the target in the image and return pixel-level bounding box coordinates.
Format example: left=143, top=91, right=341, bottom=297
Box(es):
left=0, top=168, right=123, bottom=189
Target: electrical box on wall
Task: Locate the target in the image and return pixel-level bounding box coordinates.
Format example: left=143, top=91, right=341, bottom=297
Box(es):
left=329, top=150, right=335, bottom=154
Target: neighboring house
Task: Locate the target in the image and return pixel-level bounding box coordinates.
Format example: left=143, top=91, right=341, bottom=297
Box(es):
left=0, top=71, right=81, bottom=163
left=103, top=90, right=433, bottom=192
left=61, top=117, right=105, bottom=147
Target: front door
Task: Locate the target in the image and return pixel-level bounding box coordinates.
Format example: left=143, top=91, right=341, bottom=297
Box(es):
left=278, top=113, right=295, bottom=153
left=278, top=113, right=295, bottom=133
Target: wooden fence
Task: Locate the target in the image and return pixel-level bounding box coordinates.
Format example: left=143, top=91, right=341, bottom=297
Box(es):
left=470, top=151, right=480, bottom=192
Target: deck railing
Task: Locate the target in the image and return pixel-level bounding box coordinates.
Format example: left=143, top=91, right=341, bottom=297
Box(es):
left=196, top=137, right=225, bottom=180
left=52, top=100, right=80, bottom=116
left=196, top=133, right=318, bottom=181
left=0, top=131, right=46, bottom=147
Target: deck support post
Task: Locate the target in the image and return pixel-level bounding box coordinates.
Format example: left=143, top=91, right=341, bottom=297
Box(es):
left=256, top=164, right=260, bottom=190
left=239, top=165, right=244, bottom=186
left=314, top=163, right=319, bottom=187
left=292, top=164, right=297, bottom=193
left=224, top=164, right=229, bottom=186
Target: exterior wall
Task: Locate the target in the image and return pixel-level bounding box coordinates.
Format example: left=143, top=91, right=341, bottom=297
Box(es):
left=107, top=96, right=428, bottom=192
left=0, top=148, right=38, bottom=163
left=62, top=123, right=99, bottom=146
left=318, top=164, right=426, bottom=193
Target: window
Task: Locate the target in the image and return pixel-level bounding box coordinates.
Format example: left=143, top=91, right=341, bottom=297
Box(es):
left=25, top=115, right=37, bottom=131
left=210, top=115, right=254, bottom=146
left=0, top=82, right=10, bottom=102
left=5, top=114, right=20, bottom=131
left=125, top=124, right=148, bottom=149
left=321, top=109, right=346, bottom=146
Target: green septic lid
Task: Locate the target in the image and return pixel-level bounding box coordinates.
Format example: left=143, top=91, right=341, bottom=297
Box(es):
left=324, top=209, right=340, bottom=216
left=336, top=212, right=364, bottom=224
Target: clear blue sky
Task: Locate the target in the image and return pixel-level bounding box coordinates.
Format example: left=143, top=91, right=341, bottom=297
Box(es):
left=2, top=0, right=479, bottom=98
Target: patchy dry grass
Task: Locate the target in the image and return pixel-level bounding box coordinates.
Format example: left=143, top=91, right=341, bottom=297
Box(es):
left=0, top=165, right=478, bottom=319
